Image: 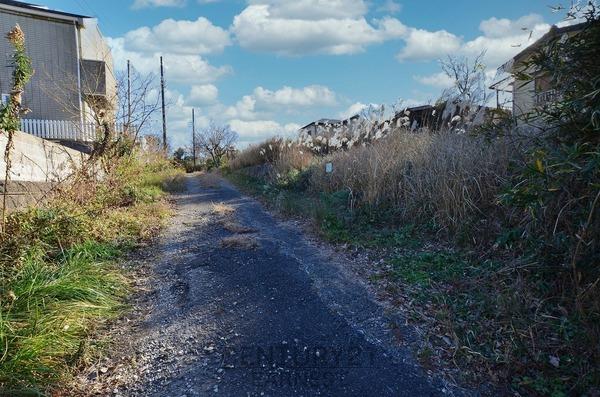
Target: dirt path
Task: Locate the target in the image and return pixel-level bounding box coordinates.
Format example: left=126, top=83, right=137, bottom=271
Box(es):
left=83, top=174, right=449, bottom=396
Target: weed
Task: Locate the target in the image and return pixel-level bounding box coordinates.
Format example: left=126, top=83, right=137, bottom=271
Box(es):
left=220, top=235, right=258, bottom=250
left=0, top=152, right=183, bottom=394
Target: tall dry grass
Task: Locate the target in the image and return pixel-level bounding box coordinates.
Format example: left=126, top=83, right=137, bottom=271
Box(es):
left=309, top=131, right=513, bottom=235
left=230, top=137, right=314, bottom=176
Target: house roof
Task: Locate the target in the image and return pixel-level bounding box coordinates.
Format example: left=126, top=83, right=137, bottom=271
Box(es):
left=300, top=118, right=342, bottom=129
left=407, top=104, right=434, bottom=112
left=0, top=0, right=89, bottom=23
left=499, top=21, right=586, bottom=72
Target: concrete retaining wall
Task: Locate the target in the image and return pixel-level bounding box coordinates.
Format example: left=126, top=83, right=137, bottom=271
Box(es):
left=0, top=131, right=87, bottom=210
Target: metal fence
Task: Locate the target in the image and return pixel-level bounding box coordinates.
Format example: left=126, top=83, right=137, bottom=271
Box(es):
left=20, top=119, right=128, bottom=142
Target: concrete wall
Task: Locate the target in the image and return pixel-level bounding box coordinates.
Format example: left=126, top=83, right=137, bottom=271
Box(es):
left=0, top=130, right=87, bottom=183
left=0, top=9, right=80, bottom=121
left=0, top=131, right=87, bottom=210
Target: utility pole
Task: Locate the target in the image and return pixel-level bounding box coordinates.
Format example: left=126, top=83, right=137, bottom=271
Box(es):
left=160, top=56, right=167, bottom=152
left=192, top=108, right=197, bottom=169
left=127, top=59, right=131, bottom=135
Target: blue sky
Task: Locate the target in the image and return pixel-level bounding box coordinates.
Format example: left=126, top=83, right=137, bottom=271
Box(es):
left=40, top=0, right=564, bottom=148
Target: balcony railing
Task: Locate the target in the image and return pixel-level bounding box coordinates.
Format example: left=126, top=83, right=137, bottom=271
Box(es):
left=535, top=89, right=560, bottom=106
left=20, top=119, right=128, bottom=142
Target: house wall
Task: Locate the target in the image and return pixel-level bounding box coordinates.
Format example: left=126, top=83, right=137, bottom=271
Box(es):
left=512, top=77, right=536, bottom=119
left=0, top=9, right=80, bottom=121
left=80, top=18, right=116, bottom=102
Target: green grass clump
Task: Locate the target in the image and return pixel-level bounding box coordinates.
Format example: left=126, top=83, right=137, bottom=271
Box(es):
left=0, top=153, right=184, bottom=394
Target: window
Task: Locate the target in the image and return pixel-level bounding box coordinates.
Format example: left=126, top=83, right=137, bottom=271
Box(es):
left=1, top=93, right=9, bottom=106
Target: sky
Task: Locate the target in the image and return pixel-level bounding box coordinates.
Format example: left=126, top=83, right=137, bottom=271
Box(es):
left=37, top=0, right=567, bottom=149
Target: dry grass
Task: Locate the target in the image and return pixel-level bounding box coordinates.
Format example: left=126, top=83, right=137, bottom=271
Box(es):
left=229, top=137, right=315, bottom=173
left=221, top=220, right=256, bottom=234
left=220, top=235, right=259, bottom=249
left=309, top=131, right=512, bottom=237
left=211, top=202, right=235, bottom=216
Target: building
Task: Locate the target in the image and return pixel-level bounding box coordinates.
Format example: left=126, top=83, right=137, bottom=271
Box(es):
left=299, top=118, right=342, bottom=137
left=298, top=115, right=360, bottom=137
left=0, top=0, right=116, bottom=143
left=490, top=22, right=585, bottom=120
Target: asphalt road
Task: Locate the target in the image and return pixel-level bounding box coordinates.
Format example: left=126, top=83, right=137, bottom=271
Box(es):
left=92, top=174, right=446, bottom=397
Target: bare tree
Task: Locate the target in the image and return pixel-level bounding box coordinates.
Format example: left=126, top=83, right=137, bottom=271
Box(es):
left=195, top=123, right=238, bottom=167
left=440, top=50, right=490, bottom=106
left=43, top=59, right=162, bottom=158
left=115, top=66, right=161, bottom=143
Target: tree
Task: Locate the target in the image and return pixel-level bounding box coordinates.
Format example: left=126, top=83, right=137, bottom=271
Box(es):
left=440, top=50, right=490, bottom=107
left=44, top=59, right=162, bottom=159
left=115, top=66, right=162, bottom=143
left=173, top=147, right=186, bottom=163
left=195, top=123, right=238, bottom=168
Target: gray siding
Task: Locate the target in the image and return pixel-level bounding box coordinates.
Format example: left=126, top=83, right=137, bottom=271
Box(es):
left=0, top=10, right=80, bottom=121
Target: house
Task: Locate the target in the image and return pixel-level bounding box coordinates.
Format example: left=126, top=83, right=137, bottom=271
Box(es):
left=490, top=22, right=585, bottom=120
left=402, top=105, right=442, bottom=131
left=0, top=0, right=117, bottom=144
left=299, top=118, right=342, bottom=137
left=299, top=115, right=361, bottom=137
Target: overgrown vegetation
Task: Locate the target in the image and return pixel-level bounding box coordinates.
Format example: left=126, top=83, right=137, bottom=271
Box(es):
left=0, top=24, right=185, bottom=395
left=224, top=11, right=600, bottom=395
left=0, top=153, right=183, bottom=394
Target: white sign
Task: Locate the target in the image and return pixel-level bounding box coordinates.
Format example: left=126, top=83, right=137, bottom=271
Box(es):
left=325, top=162, right=333, bottom=173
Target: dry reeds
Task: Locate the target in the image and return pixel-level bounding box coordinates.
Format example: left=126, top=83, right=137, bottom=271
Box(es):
left=309, top=130, right=512, bottom=234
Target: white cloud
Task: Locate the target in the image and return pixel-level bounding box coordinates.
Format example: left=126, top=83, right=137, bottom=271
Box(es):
left=247, top=0, right=368, bottom=20
left=338, top=102, right=370, bottom=118
left=107, top=37, right=232, bottom=85
left=188, top=84, right=219, bottom=106
left=479, top=14, right=545, bottom=38
left=124, top=17, right=231, bottom=55
left=224, top=84, right=337, bottom=120
left=413, top=72, right=455, bottom=89
left=228, top=119, right=301, bottom=143
left=132, top=0, right=185, bottom=9
left=377, top=0, right=402, bottom=14
left=224, top=95, right=258, bottom=120
left=253, top=85, right=337, bottom=107
left=461, top=15, right=550, bottom=67
left=231, top=3, right=406, bottom=56
left=396, top=28, right=461, bottom=61
left=395, top=13, right=551, bottom=68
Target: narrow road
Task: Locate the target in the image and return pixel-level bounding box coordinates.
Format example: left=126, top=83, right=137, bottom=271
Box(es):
left=89, top=174, right=446, bottom=396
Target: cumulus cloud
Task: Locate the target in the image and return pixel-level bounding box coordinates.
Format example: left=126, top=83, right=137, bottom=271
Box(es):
left=228, top=119, right=301, bottom=143
left=461, top=15, right=550, bottom=67
left=247, top=0, right=368, bottom=20
left=224, top=95, right=258, bottom=120
left=123, top=17, right=231, bottom=55
left=377, top=0, right=402, bottom=14
left=107, top=37, right=231, bottom=85
left=396, top=28, right=461, bottom=61
left=253, top=85, right=337, bottom=107
left=187, top=84, right=219, bottom=106
left=338, top=102, right=370, bottom=119
left=224, top=84, right=338, bottom=120
left=132, top=0, right=185, bottom=9
left=396, top=13, right=551, bottom=67
left=231, top=2, right=406, bottom=56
